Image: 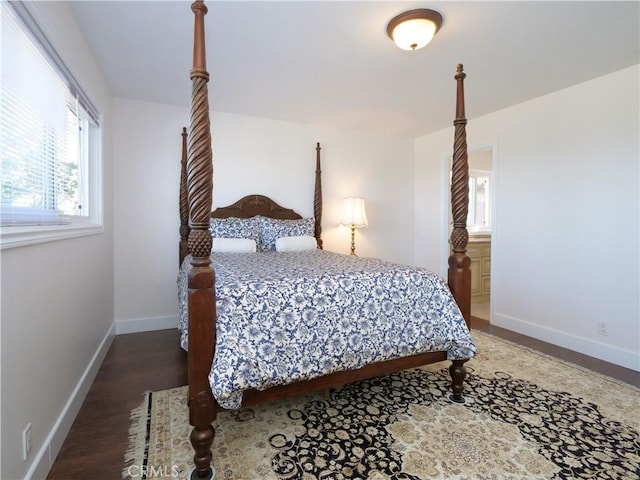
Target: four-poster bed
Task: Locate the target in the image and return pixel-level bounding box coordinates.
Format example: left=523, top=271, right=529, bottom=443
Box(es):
left=180, top=2, right=473, bottom=478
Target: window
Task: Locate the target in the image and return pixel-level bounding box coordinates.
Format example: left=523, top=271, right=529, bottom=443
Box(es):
left=1, top=1, right=102, bottom=248
left=467, top=170, right=491, bottom=233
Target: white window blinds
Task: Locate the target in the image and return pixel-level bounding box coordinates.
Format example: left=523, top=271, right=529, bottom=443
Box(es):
left=1, top=1, right=99, bottom=226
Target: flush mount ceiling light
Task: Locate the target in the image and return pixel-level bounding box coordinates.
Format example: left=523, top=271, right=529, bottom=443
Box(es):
left=386, top=8, right=443, bottom=51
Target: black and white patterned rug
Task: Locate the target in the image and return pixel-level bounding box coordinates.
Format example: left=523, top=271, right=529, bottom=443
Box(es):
left=124, top=332, right=640, bottom=479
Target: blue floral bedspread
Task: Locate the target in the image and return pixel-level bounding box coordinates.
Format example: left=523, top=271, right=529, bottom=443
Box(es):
left=179, top=250, right=476, bottom=409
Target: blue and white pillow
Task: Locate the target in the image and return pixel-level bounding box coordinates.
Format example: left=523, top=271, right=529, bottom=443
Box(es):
left=209, top=217, right=260, bottom=244
left=258, top=216, right=315, bottom=251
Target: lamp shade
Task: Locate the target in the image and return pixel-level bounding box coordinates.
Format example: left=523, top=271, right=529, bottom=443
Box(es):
left=387, top=9, right=443, bottom=51
left=340, top=197, right=368, bottom=228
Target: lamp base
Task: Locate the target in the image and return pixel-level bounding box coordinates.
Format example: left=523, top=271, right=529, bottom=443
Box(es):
left=350, top=225, right=357, bottom=256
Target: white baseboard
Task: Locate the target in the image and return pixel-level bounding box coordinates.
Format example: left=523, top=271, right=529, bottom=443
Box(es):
left=24, top=316, right=178, bottom=478
left=25, top=323, right=116, bottom=480
left=115, top=315, right=179, bottom=335
left=492, top=312, right=640, bottom=372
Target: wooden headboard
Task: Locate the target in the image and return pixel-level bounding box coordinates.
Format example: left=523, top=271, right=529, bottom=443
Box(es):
left=210, top=195, right=303, bottom=220
left=179, top=141, right=324, bottom=265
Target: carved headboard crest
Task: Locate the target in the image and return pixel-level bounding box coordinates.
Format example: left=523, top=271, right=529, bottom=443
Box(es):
left=210, top=194, right=303, bottom=220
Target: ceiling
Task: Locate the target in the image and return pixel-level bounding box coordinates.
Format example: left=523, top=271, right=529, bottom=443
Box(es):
left=69, top=1, right=639, bottom=138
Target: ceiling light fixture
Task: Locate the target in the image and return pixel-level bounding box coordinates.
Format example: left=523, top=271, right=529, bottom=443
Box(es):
left=386, top=8, right=443, bottom=51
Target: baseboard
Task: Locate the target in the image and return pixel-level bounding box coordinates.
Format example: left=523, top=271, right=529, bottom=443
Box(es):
left=25, top=316, right=178, bottom=478
left=492, top=312, right=640, bottom=372
left=25, top=323, right=116, bottom=480
left=115, top=315, right=179, bottom=335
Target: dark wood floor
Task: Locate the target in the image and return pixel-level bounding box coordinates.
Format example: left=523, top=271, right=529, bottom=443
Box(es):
left=46, top=318, right=639, bottom=479
left=47, top=328, right=188, bottom=480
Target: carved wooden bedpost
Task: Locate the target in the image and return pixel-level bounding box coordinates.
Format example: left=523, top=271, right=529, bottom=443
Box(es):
left=448, top=64, right=471, bottom=329
left=179, top=127, right=190, bottom=266
left=447, top=64, right=470, bottom=404
left=314, top=142, right=323, bottom=249
left=187, top=1, right=216, bottom=479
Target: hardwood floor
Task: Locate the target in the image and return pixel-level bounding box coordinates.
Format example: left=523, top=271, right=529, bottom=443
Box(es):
left=470, top=294, right=490, bottom=320
left=47, top=322, right=639, bottom=479
left=46, top=329, right=187, bottom=480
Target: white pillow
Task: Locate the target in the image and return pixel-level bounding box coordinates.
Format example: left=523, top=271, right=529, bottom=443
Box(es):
left=212, top=237, right=257, bottom=253
left=275, top=235, right=317, bottom=252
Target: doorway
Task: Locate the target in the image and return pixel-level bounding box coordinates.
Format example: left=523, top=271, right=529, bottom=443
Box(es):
left=446, top=147, right=494, bottom=322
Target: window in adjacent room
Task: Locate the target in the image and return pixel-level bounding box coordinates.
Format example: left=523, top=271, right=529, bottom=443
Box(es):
left=1, top=1, right=102, bottom=248
left=467, top=170, right=491, bottom=233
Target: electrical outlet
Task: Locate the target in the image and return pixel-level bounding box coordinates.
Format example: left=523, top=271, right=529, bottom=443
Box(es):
left=22, top=423, right=32, bottom=461
left=597, top=321, right=608, bottom=336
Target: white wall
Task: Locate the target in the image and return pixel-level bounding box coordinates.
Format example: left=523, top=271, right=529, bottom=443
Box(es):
left=112, top=99, right=187, bottom=331
left=0, top=3, right=114, bottom=479
left=415, top=65, right=639, bottom=371
left=113, top=99, right=414, bottom=331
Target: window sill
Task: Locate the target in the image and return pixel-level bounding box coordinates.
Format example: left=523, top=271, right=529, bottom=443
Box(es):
left=0, top=222, right=104, bottom=250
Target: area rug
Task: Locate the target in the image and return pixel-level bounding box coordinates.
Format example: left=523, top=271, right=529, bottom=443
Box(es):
left=123, top=331, right=639, bottom=479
